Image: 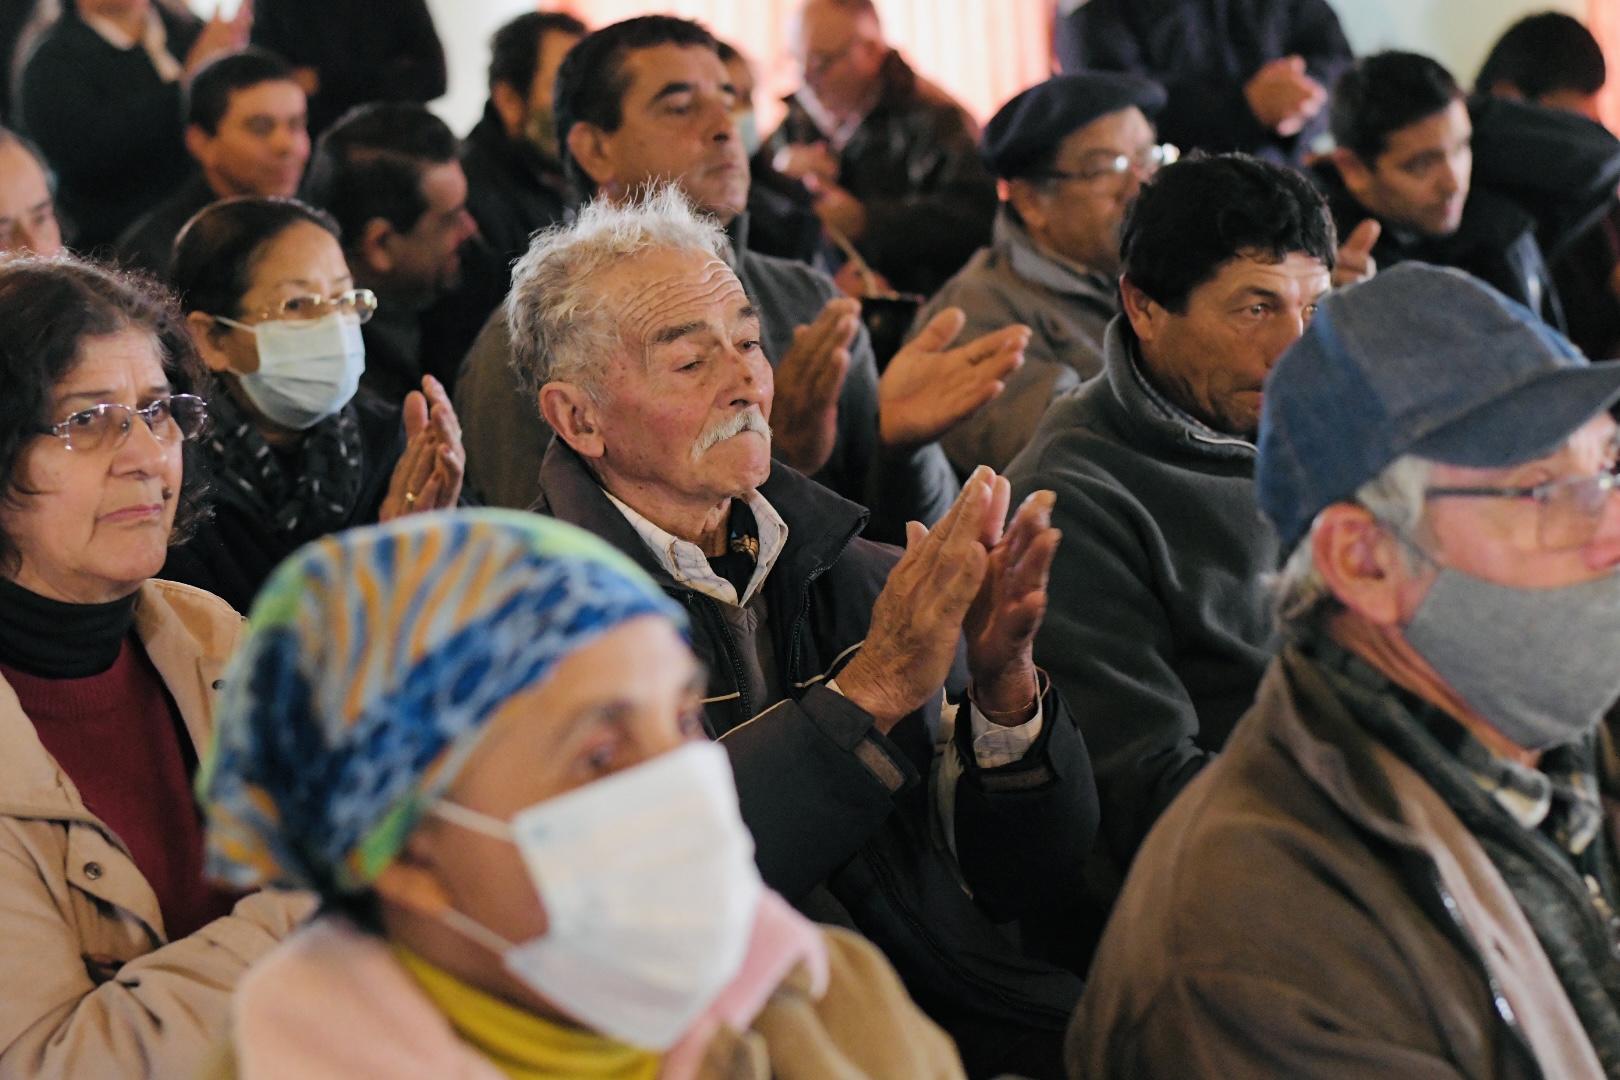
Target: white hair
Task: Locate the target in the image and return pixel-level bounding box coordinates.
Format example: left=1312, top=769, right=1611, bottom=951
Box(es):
left=505, top=183, right=733, bottom=399
left=1271, top=454, right=1434, bottom=629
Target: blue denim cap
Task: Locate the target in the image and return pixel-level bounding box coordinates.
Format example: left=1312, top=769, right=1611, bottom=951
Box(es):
left=1257, top=262, right=1620, bottom=552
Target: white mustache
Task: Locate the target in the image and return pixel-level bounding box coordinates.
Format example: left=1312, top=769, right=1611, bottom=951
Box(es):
left=692, top=405, right=771, bottom=461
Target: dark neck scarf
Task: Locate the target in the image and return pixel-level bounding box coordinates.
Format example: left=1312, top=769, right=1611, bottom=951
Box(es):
left=204, top=379, right=364, bottom=540
left=706, top=500, right=760, bottom=598
left=0, top=577, right=138, bottom=678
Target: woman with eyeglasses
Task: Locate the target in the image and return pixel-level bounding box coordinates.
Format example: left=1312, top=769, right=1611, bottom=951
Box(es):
left=161, top=195, right=465, bottom=614
left=0, top=254, right=311, bottom=1078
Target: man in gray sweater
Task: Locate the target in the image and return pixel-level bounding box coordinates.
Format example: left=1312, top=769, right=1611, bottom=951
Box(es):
left=1007, top=153, right=1336, bottom=866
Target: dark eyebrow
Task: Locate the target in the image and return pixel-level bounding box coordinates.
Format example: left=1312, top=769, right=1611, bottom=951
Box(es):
left=650, top=81, right=697, bottom=106
left=57, top=383, right=172, bottom=407
left=738, top=303, right=759, bottom=323
left=650, top=320, right=708, bottom=347
left=1232, top=287, right=1285, bottom=305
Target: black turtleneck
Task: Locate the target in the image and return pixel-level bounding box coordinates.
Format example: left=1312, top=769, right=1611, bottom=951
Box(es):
left=0, top=577, right=138, bottom=678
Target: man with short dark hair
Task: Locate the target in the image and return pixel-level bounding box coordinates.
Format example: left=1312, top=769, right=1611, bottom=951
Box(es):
left=116, top=47, right=309, bottom=276
left=461, top=10, right=585, bottom=272
left=1315, top=51, right=1566, bottom=330
left=303, top=101, right=486, bottom=403
left=764, top=0, right=997, bottom=296
left=1007, top=153, right=1336, bottom=865
left=916, top=73, right=1168, bottom=473
left=456, top=15, right=1018, bottom=544
left=1479, top=13, right=1620, bottom=360
left=1073, top=262, right=1620, bottom=1079
left=0, top=126, right=61, bottom=255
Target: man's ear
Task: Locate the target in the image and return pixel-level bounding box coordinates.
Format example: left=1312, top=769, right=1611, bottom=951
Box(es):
left=491, top=81, right=527, bottom=139
left=540, top=381, right=606, bottom=460
left=1119, top=274, right=1163, bottom=346
left=1005, top=179, right=1047, bottom=236
left=565, top=122, right=615, bottom=192
left=183, top=124, right=213, bottom=171
left=1310, top=503, right=1412, bottom=627
left=186, top=310, right=240, bottom=374
left=356, top=218, right=396, bottom=276
left=1332, top=147, right=1375, bottom=199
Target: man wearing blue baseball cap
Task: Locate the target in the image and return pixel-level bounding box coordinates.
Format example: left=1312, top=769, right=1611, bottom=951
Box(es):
left=914, top=73, right=1171, bottom=474
left=1071, top=262, right=1620, bottom=1077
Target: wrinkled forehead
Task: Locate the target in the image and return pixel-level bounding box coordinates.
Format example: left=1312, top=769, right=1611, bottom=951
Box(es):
left=598, top=246, right=748, bottom=345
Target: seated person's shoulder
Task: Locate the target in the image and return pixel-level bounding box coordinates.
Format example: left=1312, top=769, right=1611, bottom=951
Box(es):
left=141, top=578, right=249, bottom=647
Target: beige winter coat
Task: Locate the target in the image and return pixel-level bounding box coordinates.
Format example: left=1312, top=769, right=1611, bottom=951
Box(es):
left=0, top=579, right=310, bottom=1080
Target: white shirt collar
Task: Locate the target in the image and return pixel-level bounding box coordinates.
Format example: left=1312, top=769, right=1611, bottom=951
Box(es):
left=603, top=489, right=789, bottom=608
left=82, top=7, right=183, bottom=83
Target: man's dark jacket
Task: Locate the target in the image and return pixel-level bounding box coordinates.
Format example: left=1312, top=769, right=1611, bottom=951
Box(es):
left=250, top=0, right=445, bottom=136
left=535, top=442, right=1098, bottom=1079
left=1055, top=0, right=1353, bottom=167
left=1311, top=159, right=1567, bottom=331
left=18, top=5, right=200, bottom=250
left=460, top=104, right=571, bottom=275
left=764, top=52, right=995, bottom=296
left=114, top=174, right=215, bottom=278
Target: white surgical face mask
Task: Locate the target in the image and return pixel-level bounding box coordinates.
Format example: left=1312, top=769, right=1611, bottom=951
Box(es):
left=215, top=312, right=366, bottom=430
left=430, top=741, right=764, bottom=1050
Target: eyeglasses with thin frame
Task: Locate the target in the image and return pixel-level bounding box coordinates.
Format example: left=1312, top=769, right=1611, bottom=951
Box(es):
left=215, top=288, right=378, bottom=329
left=35, top=394, right=209, bottom=453
left=1424, top=434, right=1620, bottom=551
left=1033, top=143, right=1180, bottom=186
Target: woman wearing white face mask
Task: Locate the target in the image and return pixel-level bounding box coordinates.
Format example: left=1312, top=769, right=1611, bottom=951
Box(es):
left=198, top=510, right=963, bottom=1079
left=162, top=195, right=465, bottom=614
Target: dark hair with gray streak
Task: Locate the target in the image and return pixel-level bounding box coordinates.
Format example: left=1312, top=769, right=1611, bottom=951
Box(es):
left=0, top=255, right=209, bottom=574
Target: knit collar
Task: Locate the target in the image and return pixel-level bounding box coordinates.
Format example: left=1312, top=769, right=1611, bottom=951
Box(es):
left=392, top=946, right=660, bottom=1080
left=0, top=576, right=137, bottom=679
left=1304, top=630, right=1604, bottom=858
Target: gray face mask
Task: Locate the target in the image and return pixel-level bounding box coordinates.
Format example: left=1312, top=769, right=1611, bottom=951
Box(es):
left=1403, top=566, right=1620, bottom=750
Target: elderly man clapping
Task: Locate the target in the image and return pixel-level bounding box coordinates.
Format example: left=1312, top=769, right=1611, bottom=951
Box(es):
left=1075, top=263, right=1620, bottom=1077
left=513, top=185, right=1097, bottom=1079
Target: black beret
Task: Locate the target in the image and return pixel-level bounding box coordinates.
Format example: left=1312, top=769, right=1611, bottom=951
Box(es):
left=982, top=73, right=1167, bottom=179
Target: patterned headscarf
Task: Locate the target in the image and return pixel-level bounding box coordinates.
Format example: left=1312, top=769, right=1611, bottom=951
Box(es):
left=199, top=509, right=685, bottom=896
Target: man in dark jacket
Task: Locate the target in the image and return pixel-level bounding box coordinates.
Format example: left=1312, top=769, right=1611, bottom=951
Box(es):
left=765, top=0, right=996, bottom=296
left=302, top=102, right=499, bottom=405
left=1007, top=153, right=1335, bottom=867
left=460, top=11, right=584, bottom=275
left=455, top=16, right=1020, bottom=545
left=250, top=0, right=445, bottom=138
left=1314, top=51, right=1568, bottom=331
left=115, top=47, right=309, bottom=277
left=516, top=184, right=1097, bottom=1080
left=1054, top=0, right=1353, bottom=167
left=1074, top=263, right=1620, bottom=1079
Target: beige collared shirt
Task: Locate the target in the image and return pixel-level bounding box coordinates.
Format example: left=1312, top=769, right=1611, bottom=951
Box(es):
left=603, top=488, right=1041, bottom=767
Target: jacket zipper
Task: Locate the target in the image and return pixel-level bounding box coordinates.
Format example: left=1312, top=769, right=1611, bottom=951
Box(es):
left=695, top=593, right=753, bottom=723
left=1426, top=865, right=1543, bottom=1078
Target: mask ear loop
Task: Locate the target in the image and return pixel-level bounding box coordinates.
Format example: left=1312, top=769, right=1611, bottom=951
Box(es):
left=424, top=800, right=525, bottom=956
left=437, top=904, right=520, bottom=957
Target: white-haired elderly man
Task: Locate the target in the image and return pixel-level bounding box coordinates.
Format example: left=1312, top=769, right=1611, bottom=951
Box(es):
left=512, top=184, right=1099, bottom=1080
left=1072, top=262, right=1620, bottom=1078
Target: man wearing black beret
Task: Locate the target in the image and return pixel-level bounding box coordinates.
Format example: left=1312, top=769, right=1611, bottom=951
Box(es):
left=915, top=73, right=1170, bottom=473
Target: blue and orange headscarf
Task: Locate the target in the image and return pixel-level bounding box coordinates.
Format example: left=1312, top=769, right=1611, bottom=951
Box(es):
left=198, top=509, right=684, bottom=896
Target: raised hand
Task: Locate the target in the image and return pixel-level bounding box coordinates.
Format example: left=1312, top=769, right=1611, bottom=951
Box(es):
left=378, top=375, right=464, bottom=521
left=1245, top=56, right=1326, bottom=137
left=185, top=1, right=254, bottom=75
left=964, top=482, right=1059, bottom=724
left=1333, top=218, right=1381, bottom=288
left=836, top=467, right=1000, bottom=732
left=771, top=297, right=859, bottom=476
left=878, top=307, right=1029, bottom=450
